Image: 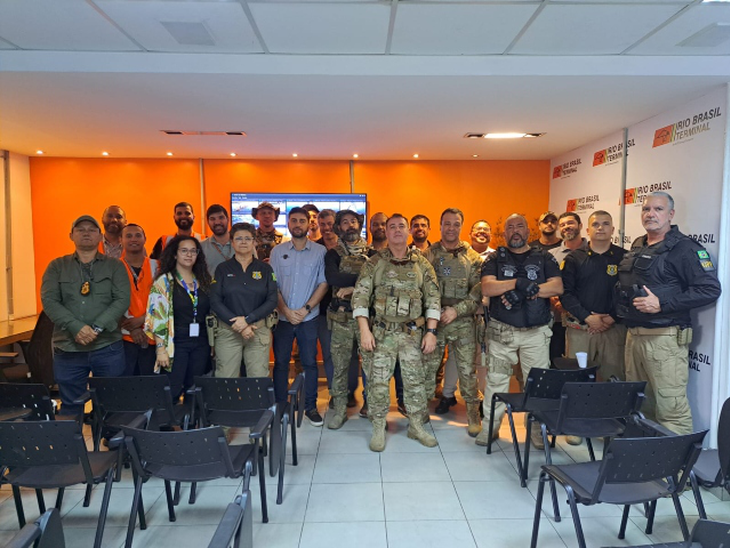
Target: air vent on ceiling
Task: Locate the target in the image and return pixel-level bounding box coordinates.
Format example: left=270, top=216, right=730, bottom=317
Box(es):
left=677, top=23, right=730, bottom=48
left=464, top=133, right=485, bottom=139
left=160, top=21, right=215, bottom=47
left=161, top=130, right=247, bottom=137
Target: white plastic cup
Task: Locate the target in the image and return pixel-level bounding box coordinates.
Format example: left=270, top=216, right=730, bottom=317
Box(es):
left=576, top=352, right=588, bottom=369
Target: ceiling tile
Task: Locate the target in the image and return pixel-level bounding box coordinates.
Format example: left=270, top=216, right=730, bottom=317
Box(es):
left=511, top=3, right=683, bottom=54
left=0, top=0, right=139, bottom=51
left=96, top=0, right=262, bottom=53
left=629, top=4, right=730, bottom=55
left=391, top=3, right=540, bottom=54
left=249, top=3, right=391, bottom=53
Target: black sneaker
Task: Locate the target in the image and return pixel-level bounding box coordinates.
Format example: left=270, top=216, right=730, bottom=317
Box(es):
left=435, top=396, right=457, bottom=415
left=359, top=403, right=369, bottom=418
left=305, top=409, right=324, bottom=427
left=347, top=393, right=357, bottom=408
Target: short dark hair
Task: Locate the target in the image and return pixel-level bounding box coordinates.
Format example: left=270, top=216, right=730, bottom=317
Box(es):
left=410, top=214, right=430, bottom=228
left=301, top=204, right=320, bottom=215
left=206, top=204, right=228, bottom=219
left=440, top=208, right=464, bottom=223
left=589, top=210, right=612, bottom=223
left=388, top=213, right=409, bottom=227
left=174, top=201, right=194, bottom=213
left=471, top=219, right=491, bottom=231
left=289, top=207, right=309, bottom=219
left=230, top=222, right=256, bottom=240
left=318, top=208, right=336, bottom=220
left=122, top=223, right=146, bottom=238
left=558, top=212, right=582, bottom=225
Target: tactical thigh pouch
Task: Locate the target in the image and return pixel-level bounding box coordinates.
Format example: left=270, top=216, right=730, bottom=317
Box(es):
left=487, top=321, right=514, bottom=345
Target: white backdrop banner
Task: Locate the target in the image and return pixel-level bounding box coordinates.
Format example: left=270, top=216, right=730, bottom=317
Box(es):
left=549, top=85, right=727, bottom=432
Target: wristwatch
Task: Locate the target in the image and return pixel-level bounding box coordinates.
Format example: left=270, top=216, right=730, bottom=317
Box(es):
left=425, top=328, right=437, bottom=335
left=305, top=304, right=312, bottom=312
left=91, top=325, right=104, bottom=334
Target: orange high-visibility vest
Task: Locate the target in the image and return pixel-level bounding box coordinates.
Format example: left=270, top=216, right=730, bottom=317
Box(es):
left=122, top=257, right=157, bottom=344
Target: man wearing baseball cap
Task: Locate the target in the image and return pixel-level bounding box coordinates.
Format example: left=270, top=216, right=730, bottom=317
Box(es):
left=41, top=215, right=130, bottom=417
left=252, top=201, right=289, bottom=262
left=529, top=211, right=561, bottom=252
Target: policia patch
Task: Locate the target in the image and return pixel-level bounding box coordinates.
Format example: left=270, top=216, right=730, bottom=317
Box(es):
left=697, top=249, right=716, bottom=272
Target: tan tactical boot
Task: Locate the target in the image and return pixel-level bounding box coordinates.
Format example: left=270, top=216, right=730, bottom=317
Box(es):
left=530, top=422, right=545, bottom=450
left=369, top=418, right=387, bottom=452
left=407, top=420, right=438, bottom=448
left=475, top=419, right=501, bottom=447
left=327, top=398, right=348, bottom=430
left=466, top=403, right=483, bottom=438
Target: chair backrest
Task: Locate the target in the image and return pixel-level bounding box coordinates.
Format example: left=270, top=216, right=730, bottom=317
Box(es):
left=523, top=366, right=598, bottom=402
left=0, top=421, right=90, bottom=470
left=24, top=311, right=56, bottom=390
left=122, top=424, right=234, bottom=477
left=559, top=381, right=646, bottom=420
left=88, top=375, right=177, bottom=419
left=600, top=430, right=707, bottom=488
left=194, top=376, right=275, bottom=427
left=206, top=491, right=252, bottom=548
left=690, top=519, right=730, bottom=547
left=717, top=397, right=730, bottom=489
left=3, top=507, right=66, bottom=548
left=0, top=382, right=54, bottom=421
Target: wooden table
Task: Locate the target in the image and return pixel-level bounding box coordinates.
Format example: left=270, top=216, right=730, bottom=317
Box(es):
left=0, top=407, right=32, bottom=421
left=0, top=315, right=38, bottom=347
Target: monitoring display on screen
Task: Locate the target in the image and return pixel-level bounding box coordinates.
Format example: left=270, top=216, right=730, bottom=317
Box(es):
left=230, top=192, right=368, bottom=239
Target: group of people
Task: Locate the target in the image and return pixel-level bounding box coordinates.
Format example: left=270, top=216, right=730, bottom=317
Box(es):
left=40, top=191, right=721, bottom=452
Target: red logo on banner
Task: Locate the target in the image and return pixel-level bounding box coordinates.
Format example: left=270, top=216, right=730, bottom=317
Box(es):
left=624, top=188, right=636, bottom=205
left=593, top=150, right=607, bottom=166
left=552, top=166, right=563, bottom=179
left=566, top=199, right=577, bottom=212
left=653, top=125, right=674, bottom=148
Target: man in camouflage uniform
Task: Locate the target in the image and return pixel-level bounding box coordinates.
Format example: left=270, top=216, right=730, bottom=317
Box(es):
left=325, top=210, right=376, bottom=429
left=352, top=213, right=441, bottom=452
left=252, top=201, right=288, bottom=262
left=424, top=208, right=483, bottom=437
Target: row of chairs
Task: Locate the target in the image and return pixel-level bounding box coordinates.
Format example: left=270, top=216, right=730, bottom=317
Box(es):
left=483, top=364, right=730, bottom=548
left=0, top=373, right=305, bottom=548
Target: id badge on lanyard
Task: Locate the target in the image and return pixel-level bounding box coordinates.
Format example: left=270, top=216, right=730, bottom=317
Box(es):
left=177, top=273, right=200, bottom=337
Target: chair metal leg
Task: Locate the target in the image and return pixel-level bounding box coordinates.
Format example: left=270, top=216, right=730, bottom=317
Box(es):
left=530, top=472, right=547, bottom=548
left=506, top=406, right=525, bottom=487
left=36, top=488, right=46, bottom=513
left=173, top=481, right=181, bottom=505
left=523, top=416, right=533, bottom=487
left=164, top=480, right=177, bottom=522
left=690, top=471, right=708, bottom=519
left=12, top=485, right=26, bottom=528
left=645, top=500, right=657, bottom=535
left=671, top=492, right=690, bottom=540
left=619, top=505, right=630, bottom=539
left=125, top=475, right=144, bottom=548
left=565, top=486, right=587, bottom=548
left=277, top=414, right=288, bottom=505
left=290, top=410, right=299, bottom=466
left=83, top=483, right=93, bottom=507
left=541, top=424, right=559, bottom=517
left=189, top=482, right=197, bottom=504
left=93, top=469, right=115, bottom=548
left=487, top=396, right=497, bottom=455
left=55, top=487, right=65, bottom=511
left=586, top=437, right=596, bottom=461
left=258, top=451, right=268, bottom=523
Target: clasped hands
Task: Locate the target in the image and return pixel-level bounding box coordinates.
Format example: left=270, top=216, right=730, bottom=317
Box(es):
left=230, top=316, right=258, bottom=339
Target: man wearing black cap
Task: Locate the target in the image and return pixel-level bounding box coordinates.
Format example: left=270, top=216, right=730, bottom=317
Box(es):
left=41, top=215, right=130, bottom=417
left=529, top=211, right=561, bottom=251
left=252, top=201, right=288, bottom=262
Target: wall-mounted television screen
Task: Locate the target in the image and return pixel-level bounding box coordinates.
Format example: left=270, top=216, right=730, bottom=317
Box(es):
left=230, top=192, right=368, bottom=239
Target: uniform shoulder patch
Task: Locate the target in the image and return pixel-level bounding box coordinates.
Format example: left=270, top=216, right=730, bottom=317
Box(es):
left=697, top=250, right=716, bottom=272
left=271, top=272, right=277, bottom=282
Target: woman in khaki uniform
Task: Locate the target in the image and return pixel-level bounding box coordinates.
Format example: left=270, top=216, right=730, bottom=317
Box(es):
left=210, top=223, right=278, bottom=378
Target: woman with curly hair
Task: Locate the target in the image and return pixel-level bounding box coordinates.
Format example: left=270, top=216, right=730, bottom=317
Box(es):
left=145, top=235, right=212, bottom=400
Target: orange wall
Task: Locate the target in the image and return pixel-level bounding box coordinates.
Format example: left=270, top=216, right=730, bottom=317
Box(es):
left=29, top=157, right=549, bottom=311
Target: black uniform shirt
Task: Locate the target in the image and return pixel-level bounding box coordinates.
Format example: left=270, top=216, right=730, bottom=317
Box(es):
left=560, top=244, right=626, bottom=323
left=210, top=258, right=278, bottom=327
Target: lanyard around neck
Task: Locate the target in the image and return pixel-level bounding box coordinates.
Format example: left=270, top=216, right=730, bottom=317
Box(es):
left=175, top=270, right=199, bottom=321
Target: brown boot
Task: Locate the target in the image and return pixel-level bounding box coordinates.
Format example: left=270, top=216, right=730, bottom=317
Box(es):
left=530, top=423, right=545, bottom=450
left=327, top=397, right=348, bottom=430
left=466, top=402, right=482, bottom=438
left=369, top=418, right=387, bottom=452
left=407, top=419, right=438, bottom=448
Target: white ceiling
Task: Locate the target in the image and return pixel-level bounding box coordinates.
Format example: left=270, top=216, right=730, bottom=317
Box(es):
left=0, top=0, right=729, bottom=160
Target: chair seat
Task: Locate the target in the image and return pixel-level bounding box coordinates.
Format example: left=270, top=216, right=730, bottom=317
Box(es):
left=544, top=461, right=672, bottom=505
left=144, top=443, right=255, bottom=483
left=5, top=451, right=118, bottom=488
left=693, top=449, right=721, bottom=486
left=495, top=393, right=561, bottom=414
left=538, top=411, right=627, bottom=439
left=205, top=409, right=266, bottom=429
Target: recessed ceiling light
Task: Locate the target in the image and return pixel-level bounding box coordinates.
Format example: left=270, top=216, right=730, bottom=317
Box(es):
left=101, top=151, right=109, bottom=156
left=229, top=152, right=236, bottom=157
left=353, top=154, right=359, bottom=159
left=166, top=152, right=173, bottom=157
left=413, top=154, right=419, bottom=159
left=484, top=133, right=526, bottom=139
left=472, top=154, right=479, bottom=158
left=36, top=150, right=43, bottom=155
left=292, top=153, right=298, bottom=158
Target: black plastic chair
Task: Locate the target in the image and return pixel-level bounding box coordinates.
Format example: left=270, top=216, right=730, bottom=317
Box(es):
left=0, top=420, right=117, bottom=548
left=486, top=366, right=598, bottom=486
left=3, top=508, right=65, bottom=548
left=0, top=382, right=55, bottom=421
left=602, top=518, right=730, bottom=547
left=531, top=430, right=708, bottom=548
left=193, top=376, right=288, bottom=504
left=207, top=491, right=253, bottom=548
left=526, top=380, right=647, bottom=486
left=690, top=397, right=730, bottom=519
left=0, top=312, right=57, bottom=395
left=121, top=410, right=273, bottom=548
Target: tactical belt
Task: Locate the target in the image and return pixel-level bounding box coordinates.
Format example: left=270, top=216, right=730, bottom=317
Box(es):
left=628, top=326, right=679, bottom=336
left=374, top=316, right=425, bottom=333
left=327, top=308, right=352, bottom=323
left=491, top=318, right=546, bottom=332
left=440, top=297, right=461, bottom=307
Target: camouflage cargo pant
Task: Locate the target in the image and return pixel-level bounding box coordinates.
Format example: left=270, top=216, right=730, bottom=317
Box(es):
left=361, top=325, right=427, bottom=420
left=330, top=317, right=359, bottom=400
left=422, top=317, right=479, bottom=403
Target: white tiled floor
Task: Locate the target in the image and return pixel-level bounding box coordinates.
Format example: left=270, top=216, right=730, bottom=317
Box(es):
left=1, top=381, right=729, bottom=548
